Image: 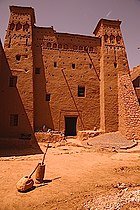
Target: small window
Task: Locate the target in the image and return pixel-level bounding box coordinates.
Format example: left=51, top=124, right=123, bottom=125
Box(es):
left=78, top=86, right=85, bottom=97
left=46, top=94, right=51, bottom=101
left=16, top=22, right=22, bottom=31
left=16, top=54, right=21, bottom=61
left=104, top=34, right=108, bottom=43
left=58, top=44, right=62, bottom=49
left=72, top=63, right=75, bottom=69
left=23, top=23, right=29, bottom=31
left=9, top=76, right=17, bottom=87
left=53, top=43, right=57, bottom=48
left=9, top=22, right=15, bottom=31
left=110, top=34, right=115, bottom=44
left=35, top=68, right=40, bottom=74
left=114, top=62, right=117, bottom=68
left=8, top=37, right=11, bottom=48
left=54, top=62, right=57, bottom=68
left=89, top=64, right=92, bottom=69
left=10, top=114, right=18, bottom=126
left=116, top=35, right=121, bottom=44
left=47, top=42, right=51, bottom=48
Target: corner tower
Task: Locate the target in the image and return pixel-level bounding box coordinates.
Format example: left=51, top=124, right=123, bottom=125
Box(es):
left=4, top=6, right=35, bottom=128
left=94, top=19, right=129, bottom=133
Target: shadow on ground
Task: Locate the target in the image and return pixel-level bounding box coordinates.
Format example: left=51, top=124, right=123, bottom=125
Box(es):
left=0, top=145, right=43, bottom=157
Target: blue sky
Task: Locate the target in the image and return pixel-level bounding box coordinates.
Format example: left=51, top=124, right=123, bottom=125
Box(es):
left=0, top=0, right=140, bottom=69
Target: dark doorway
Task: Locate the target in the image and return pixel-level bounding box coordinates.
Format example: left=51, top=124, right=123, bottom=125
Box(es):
left=65, top=117, right=77, bottom=136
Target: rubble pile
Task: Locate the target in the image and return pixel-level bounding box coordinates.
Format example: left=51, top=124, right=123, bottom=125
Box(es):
left=82, top=189, right=140, bottom=210
left=35, top=129, right=65, bottom=143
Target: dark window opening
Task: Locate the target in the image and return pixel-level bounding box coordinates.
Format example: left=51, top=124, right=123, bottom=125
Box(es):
left=9, top=22, right=15, bottom=31
left=16, top=54, right=21, bottom=61
left=138, top=98, right=140, bottom=105
left=54, top=62, right=57, bottom=67
left=72, top=63, right=75, bottom=69
left=46, top=94, right=51, bottom=101
left=53, top=43, right=57, bottom=48
left=10, top=114, right=18, bottom=126
left=89, top=64, right=92, bottom=69
left=114, top=62, right=117, bottom=68
left=104, top=34, right=108, bottom=42
left=35, top=68, right=40, bottom=74
left=116, top=35, right=121, bottom=44
left=8, top=37, right=11, bottom=48
left=23, top=23, right=29, bottom=31
left=110, top=34, right=115, bottom=44
left=16, top=22, right=22, bottom=31
left=9, top=76, right=17, bottom=87
left=78, top=86, right=85, bottom=97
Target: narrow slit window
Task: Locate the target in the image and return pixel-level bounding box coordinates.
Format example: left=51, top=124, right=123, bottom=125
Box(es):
left=78, top=86, right=85, bottom=97
left=23, top=23, right=29, bottom=31
left=10, top=114, right=18, bottom=126
left=114, top=62, right=117, bottom=68
left=16, top=54, right=21, bottom=61
left=72, top=63, right=75, bottom=69
left=35, top=68, right=40, bottom=74
left=8, top=37, right=11, bottom=48
left=54, top=62, right=57, bottom=68
left=89, top=64, right=92, bottom=69
left=46, top=93, right=51, bottom=101
left=9, top=76, right=17, bottom=87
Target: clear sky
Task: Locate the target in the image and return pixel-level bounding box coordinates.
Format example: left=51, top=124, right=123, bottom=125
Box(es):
left=0, top=0, right=140, bottom=69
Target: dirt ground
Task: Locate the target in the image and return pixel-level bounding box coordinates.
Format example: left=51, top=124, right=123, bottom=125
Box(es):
left=0, top=135, right=140, bottom=210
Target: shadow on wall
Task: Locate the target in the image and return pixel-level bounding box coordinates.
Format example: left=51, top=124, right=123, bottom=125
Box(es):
left=33, top=33, right=54, bottom=131
left=0, top=40, right=42, bottom=156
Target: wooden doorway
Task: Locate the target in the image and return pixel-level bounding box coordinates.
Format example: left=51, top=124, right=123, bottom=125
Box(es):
left=65, top=116, right=77, bottom=136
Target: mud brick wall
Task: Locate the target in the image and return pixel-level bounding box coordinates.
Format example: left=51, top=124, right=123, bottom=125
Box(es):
left=0, top=40, right=40, bottom=149
left=118, top=74, right=140, bottom=140
left=32, top=27, right=101, bottom=133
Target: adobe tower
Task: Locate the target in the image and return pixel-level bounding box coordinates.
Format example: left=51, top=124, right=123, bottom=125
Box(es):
left=94, top=19, right=129, bottom=133
left=4, top=6, right=35, bottom=128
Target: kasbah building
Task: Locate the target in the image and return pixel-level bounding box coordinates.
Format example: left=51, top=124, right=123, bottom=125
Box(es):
left=0, top=5, right=140, bottom=150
